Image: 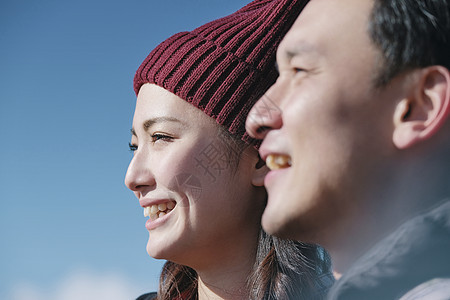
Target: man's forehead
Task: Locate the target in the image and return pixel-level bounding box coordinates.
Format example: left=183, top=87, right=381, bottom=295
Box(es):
left=289, top=0, right=373, bottom=31
left=279, top=0, right=374, bottom=57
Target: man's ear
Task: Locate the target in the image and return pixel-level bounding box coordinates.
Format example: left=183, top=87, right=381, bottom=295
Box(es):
left=393, top=66, right=450, bottom=149
left=251, top=156, right=269, bottom=187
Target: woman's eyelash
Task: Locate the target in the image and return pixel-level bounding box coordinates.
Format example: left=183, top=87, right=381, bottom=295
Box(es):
left=128, top=143, right=138, bottom=152
left=128, top=135, right=173, bottom=152
left=151, top=133, right=173, bottom=142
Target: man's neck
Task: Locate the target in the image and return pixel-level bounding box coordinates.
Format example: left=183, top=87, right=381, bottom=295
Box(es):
left=331, top=156, right=449, bottom=274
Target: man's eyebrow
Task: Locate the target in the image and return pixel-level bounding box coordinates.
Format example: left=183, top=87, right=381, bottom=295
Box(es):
left=285, top=42, right=318, bottom=60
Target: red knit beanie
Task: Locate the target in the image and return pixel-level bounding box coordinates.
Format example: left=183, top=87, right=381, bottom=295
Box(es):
left=134, top=0, right=308, bottom=145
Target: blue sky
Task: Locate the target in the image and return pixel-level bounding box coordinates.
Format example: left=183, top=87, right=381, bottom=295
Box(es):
left=0, top=0, right=249, bottom=298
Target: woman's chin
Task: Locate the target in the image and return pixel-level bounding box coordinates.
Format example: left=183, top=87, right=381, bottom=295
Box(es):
left=146, top=241, right=167, bottom=260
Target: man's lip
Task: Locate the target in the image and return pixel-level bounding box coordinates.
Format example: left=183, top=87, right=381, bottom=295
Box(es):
left=139, top=198, right=176, bottom=208
left=264, top=163, right=291, bottom=187
left=258, top=142, right=273, bottom=162
left=258, top=141, right=290, bottom=163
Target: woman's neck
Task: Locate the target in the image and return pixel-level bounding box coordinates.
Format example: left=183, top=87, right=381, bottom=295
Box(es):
left=194, top=237, right=258, bottom=300
left=196, top=266, right=251, bottom=300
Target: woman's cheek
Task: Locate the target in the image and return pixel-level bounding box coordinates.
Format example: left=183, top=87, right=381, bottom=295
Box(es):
left=157, top=145, right=208, bottom=206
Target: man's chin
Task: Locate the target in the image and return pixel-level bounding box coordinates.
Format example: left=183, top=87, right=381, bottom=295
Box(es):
left=261, top=207, right=298, bottom=240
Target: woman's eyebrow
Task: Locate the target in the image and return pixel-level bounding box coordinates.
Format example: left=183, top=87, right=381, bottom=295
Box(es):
left=143, top=117, right=185, bottom=130
left=130, top=117, right=186, bottom=136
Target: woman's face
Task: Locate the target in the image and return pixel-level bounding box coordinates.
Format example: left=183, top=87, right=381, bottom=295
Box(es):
left=125, top=83, right=265, bottom=268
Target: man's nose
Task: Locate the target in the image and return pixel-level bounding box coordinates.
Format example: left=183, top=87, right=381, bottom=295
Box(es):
left=246, top=84, right=284, bottom=140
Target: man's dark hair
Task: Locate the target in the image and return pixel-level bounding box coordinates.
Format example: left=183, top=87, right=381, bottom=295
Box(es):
left=368, top=0, right=450, bottom=86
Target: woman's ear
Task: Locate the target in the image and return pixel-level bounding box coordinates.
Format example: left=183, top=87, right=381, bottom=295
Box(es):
left=252, top=156, right=269, bottom=187
left=393, top=66, right=450, bottom=149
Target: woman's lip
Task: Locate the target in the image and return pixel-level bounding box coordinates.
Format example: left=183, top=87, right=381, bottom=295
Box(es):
left=145, top=208, right=174, bottom=231
left=139, top=198, right=175, bottom=208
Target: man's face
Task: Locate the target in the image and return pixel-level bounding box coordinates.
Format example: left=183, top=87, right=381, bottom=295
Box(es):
left=246, top=0, right=401, bottom=247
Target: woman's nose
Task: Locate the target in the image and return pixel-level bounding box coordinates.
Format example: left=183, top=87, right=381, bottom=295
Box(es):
left=124, top=151, right=156, bottom=194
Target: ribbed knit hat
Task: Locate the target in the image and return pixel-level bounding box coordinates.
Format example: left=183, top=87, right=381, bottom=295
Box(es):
left=134, top=0, right=308, bottom=145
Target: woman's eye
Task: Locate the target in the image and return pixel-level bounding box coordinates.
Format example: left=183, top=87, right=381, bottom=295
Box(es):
left=294, top=67, right=305, bottom=73
left=151, top=133, right=173, bottom=143
left=128, top=143, right=138, bottom=152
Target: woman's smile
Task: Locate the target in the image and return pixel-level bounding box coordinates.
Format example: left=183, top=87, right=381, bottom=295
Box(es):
left=144, top=201, right=176, bottom=220
left=144, top=203, right=176, bottom=231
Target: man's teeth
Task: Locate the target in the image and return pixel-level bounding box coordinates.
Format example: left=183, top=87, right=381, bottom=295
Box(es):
left=266, top=154, right=292, bottom=170
left=144, top=201, right=176, bottom=219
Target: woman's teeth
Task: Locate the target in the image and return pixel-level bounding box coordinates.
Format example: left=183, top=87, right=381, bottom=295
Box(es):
left=266, top=154, right=292, bottom=170
left=144, top=201, right=175, bottom=220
